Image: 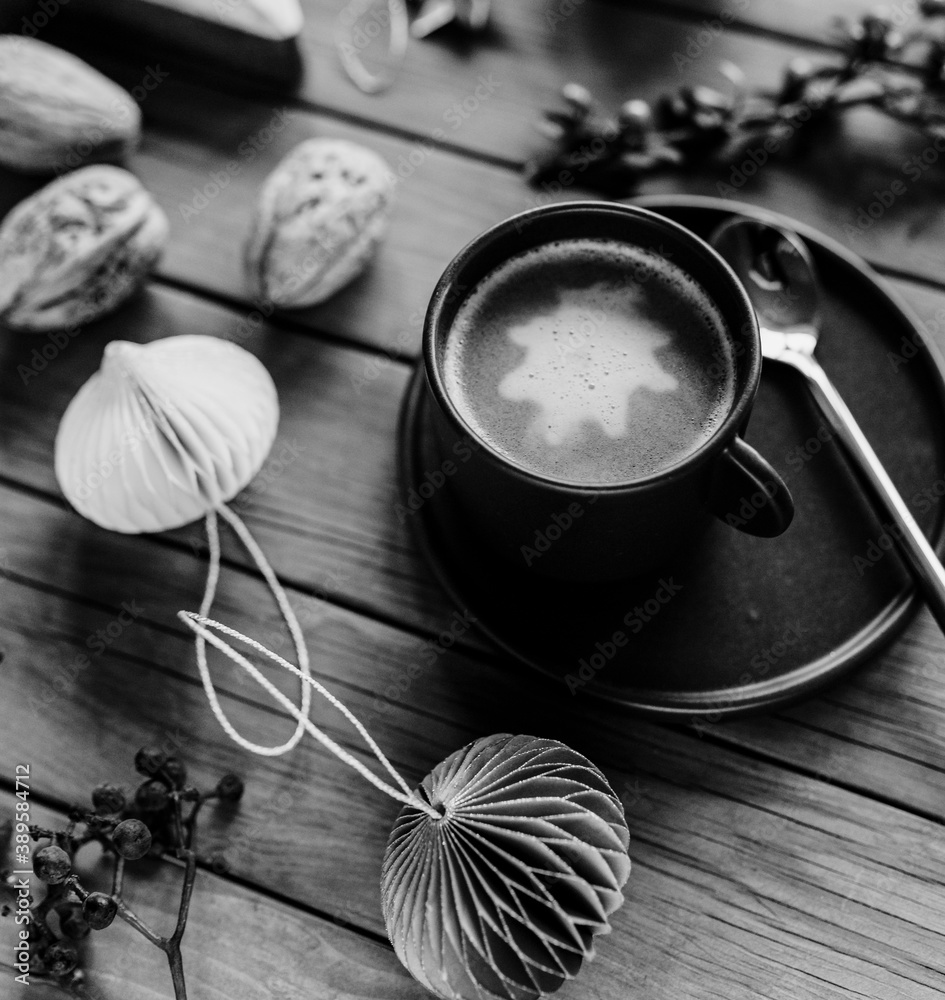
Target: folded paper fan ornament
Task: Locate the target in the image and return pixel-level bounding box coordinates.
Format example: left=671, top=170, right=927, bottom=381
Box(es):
left=55, top=336, right=277, bottom=534
left=382, top=733, right=631, bottom=1000
left=55, top=334, right=312, bottom=755
left=178, top=615, right=632, bottom=1000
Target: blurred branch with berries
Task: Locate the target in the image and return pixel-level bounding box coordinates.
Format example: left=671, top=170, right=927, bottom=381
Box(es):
left=526, top=3, right=945, bottom=195
left=0, top=747, right=245, bottom=1000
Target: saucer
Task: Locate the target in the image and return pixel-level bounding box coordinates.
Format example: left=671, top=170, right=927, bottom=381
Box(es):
left=397, top=196, right=945, bottom=718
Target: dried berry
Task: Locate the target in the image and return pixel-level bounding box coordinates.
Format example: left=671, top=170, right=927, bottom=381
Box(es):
left=83, top=892, right=118, bottom=930
left=529, top=8, right=945, bottom=197
left=210, top=854, right=231, bottom=875
left=561, top=82, right=593, bottom=118
left=60, top=913, right=91, bottom=939
left=134, top=746, right=168, bottom=776
left=43, top=941, right=79, bottom=977
left=91, top=783, right=126, bottom=814
left=57, top=903, right=91, bottom=940
left=618, top=99, right=653, bottom=139
left=135, top=780, right=170, bottom=812
left=112, top=818, right=152, bottom=860
left=162, top=757, right=187, bottom=788
left=215, top=774, right=245, bottom=802
left=17, top=748, right=245, bottom=998
left=33, top=845, right=71, bottom=884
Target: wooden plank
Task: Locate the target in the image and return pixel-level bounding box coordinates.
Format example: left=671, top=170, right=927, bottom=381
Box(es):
left=0, top=86, right=542, bottom=357
left=1, top=563, right=944, bottom=998
left=710, top=276, right=945, bottom=798
left=0, top=282, right=474, bottom=643
left=2, top=273, right=945, bottom=812
left=4, top=88, right=944, bottom=359
left=3, top=2, right=942, bottom=316
left=22, top=0, right=859, bottom=160
left=0, top=794, right=429, bottom=1000
left=633, top=0, right=916, bottom=46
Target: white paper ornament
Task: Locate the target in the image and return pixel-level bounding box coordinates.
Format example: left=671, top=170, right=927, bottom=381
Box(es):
left=178, top=615, right=632, bottom=1000
left=55, top=335, right=278, bottom=534
left=56, top=335, right=312, bottom=757
left=382, top=733, right=631, bottom=1000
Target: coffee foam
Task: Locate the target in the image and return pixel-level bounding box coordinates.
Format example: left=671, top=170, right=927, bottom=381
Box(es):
left=444, top=239, right=736, bottom=485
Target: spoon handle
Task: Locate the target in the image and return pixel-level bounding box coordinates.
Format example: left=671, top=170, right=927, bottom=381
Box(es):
left=791, top=353, right=945, bottom=629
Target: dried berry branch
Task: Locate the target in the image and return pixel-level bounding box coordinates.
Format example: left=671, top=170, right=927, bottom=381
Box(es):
left=526, top=3, right=945, bottom=195
left=1, top=747, right=244, bottom=999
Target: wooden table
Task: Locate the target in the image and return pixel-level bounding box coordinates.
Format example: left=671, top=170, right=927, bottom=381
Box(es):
left=2, top=1, right=944, bottom=997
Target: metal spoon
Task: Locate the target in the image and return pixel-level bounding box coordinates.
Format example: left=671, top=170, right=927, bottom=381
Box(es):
left=711, top=215, right=945, bottom=630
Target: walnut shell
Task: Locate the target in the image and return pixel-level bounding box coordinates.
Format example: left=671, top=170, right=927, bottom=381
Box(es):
left=0, top=36, right=141, bottom=174
left=0, top=165, right=169, bottom=332
left=245, top=138, right=395, bottom=308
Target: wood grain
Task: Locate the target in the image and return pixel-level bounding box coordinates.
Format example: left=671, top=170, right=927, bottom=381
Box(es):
left=0, top=795, right=429, bottom=1000
left=0, top=566, right=944, bottom=999
left=2, top=272, right=944, bottom=814
left=2, top=3, right=945, bottom=996
left=2, top=0, right=942, bottom=324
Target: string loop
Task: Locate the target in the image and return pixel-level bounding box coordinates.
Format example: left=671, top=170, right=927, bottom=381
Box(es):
left=193, top=506, right=312, bottom=757
left=335, top=0, right=409, bottom=94
left=179, top=610, right=439, bottom=820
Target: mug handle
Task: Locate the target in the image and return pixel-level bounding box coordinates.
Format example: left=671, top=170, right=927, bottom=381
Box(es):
left=706, top=436, right=794, bottom=537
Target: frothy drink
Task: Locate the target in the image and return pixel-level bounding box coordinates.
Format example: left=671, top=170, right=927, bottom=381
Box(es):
left=442, top=238, right=736, bottom=485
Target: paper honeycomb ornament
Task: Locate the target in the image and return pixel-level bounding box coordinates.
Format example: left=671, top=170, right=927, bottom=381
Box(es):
left=55, top=334, right=312, bottom=756
left=382, top=733, right=631, bottom=1000
left=178, top=616, right=632, bottom=1000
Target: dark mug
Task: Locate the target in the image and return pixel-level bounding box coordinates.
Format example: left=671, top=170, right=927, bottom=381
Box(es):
left=420, top=201, right=794, bottom=582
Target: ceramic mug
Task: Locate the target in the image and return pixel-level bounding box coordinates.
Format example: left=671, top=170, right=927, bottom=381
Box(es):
left=420, top=201, right=794, bottom=582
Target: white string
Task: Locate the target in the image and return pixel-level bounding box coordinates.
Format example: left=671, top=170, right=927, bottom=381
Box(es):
left=193, top=506, right=312, bottom=756
left=335, top=0, right=409, bottom=94
left=179, top=611, right=440, bottom=820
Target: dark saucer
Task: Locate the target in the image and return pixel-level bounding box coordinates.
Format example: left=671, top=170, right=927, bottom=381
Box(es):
left=397, top=196, right=945, bottom=719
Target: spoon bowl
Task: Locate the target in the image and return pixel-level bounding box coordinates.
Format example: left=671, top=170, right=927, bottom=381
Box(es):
left=711, top=215, right=945, bottom=633
left=712, top=217, right=821, bottom=334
